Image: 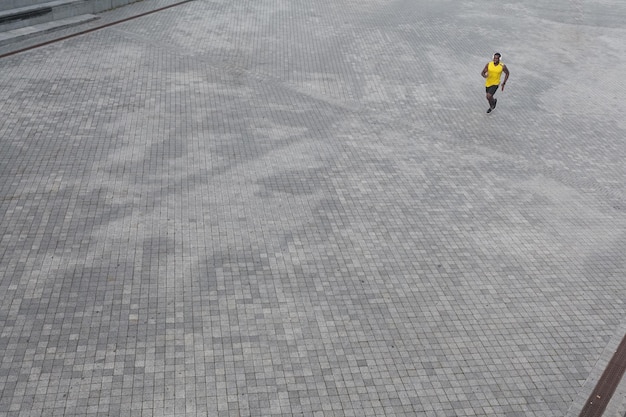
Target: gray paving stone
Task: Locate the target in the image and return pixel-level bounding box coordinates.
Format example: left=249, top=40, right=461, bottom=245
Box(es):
left=1, top=0, right=626, bottom=416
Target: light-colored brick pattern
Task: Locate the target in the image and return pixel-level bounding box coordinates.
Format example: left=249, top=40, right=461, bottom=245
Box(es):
left=1, top=0, right=625, bottom=416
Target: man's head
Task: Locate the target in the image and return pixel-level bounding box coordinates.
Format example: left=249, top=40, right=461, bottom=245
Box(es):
left=493, top=53, right=501, bottom=63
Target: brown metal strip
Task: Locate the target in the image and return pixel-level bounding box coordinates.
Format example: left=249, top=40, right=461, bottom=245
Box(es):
left=579, top=333, right=626, bottom=417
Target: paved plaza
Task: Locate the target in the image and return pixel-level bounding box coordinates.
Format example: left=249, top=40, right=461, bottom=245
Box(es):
left=1, top=0, right=626, bottom=416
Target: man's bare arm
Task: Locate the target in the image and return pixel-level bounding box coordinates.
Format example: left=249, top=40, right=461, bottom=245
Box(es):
left=501, top=65, right=510, bottom=90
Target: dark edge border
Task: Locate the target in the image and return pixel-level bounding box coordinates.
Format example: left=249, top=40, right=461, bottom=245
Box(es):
left=579, top=334, right=626, bottom=417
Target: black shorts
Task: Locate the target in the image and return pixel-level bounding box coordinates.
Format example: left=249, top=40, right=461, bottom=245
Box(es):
left=486, top=85, right=499, bottom=95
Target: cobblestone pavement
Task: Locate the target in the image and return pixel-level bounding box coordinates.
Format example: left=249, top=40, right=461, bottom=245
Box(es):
left=1, top=0, right=626, bottom=416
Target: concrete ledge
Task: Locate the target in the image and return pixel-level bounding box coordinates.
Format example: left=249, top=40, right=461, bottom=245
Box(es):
left=0, top=13, right=98, bottom=46
left=0, top=0, right=141, bottom=14
left=0, top=0, right=93, bottom=32
left=0, top=0, right=53, bottom=12
left=0, top=0, right=85, bottom=18
left=0, top=6, right=52, bottom=25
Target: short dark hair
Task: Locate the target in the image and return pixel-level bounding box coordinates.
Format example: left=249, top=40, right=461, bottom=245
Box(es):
left=494, top=52, right=501, bottom=57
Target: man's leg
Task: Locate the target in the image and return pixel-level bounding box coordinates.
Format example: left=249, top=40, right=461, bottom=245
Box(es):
left=486, top=92, right=495, bottom=113
left=485, top=85, right=498, bottom=111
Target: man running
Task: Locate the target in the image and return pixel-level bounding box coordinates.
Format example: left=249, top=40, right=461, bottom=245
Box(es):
left=481, top=53, right=509, bottom=113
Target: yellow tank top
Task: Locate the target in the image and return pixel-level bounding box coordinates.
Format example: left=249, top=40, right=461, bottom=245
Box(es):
left=485, top=61, right=504, bottom=87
